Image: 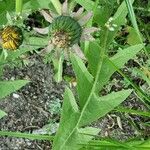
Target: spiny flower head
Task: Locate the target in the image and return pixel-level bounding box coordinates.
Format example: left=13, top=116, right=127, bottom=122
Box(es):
left=0, top=25, right=23, bottom=50
left=34, top=0, right=99, bottom=59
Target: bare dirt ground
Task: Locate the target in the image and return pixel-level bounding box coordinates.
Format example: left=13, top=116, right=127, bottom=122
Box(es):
left=0, top=55, right=65, bottom=150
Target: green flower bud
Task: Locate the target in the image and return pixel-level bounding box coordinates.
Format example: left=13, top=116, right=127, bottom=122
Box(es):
left=49, top=15, right=82, bottom=48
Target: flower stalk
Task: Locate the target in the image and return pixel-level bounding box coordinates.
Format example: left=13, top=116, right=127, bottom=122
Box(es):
left=15, top=0, right=23, bottom=14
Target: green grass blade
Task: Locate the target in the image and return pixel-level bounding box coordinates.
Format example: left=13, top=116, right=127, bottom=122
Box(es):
left=125, top=0, right=149, bottom=57
left=107, top=57, right=150, bottom=108
left=0, top=131, right=53, bottom=141
left=80, top=138, right=150, bottom=150
left=115, top=106, right=150, bottom=117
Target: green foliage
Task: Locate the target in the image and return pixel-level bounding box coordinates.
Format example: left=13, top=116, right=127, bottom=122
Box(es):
left=115, top=106, right=150, bottom=117
left=53, top=54, right=64, bottom=82
left=0, top=0, right=149, bottom=149
left=52, top=39, right=143, bottom=148
left=16, top=0, right=23, bottom=13
left=27, top=37, right=49, bottom=47
left=87, top=43, right=143, bottom=91
left=133, top=68, right=150, bottom=87
left=81, top=138, right=150, bottom=150
left=0, top=130, right=54, bottom=141
left=23, top=0, right=51, bottom=10
left=75, top=0, right=94, bottom=11
left=127, top=27, right=142, bottom=45
left=53, top=86, right=101, bottom=150
left=0, top=0, right=15, bottom=25
left=99, top=0, right=134, bottom=47
left=125, top=0, right=149, bottom=56
left=51, top=0, right=147, bottom=149
left=0, top=80, right=29, bottom=99
left=71, top=52, right=93, bottom=108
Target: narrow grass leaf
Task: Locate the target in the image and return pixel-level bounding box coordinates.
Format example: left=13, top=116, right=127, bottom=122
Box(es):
left=81, top=138, right=150, bottom=150
left=0, top=131, right=53, bottom=140
left=125, top=0, right=148, bottom=56
left=107, top=58, right=150, bottom=105
left=115, top=107, right=150, bottom=117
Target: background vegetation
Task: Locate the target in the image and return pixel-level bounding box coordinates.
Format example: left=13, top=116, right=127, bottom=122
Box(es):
left=0, top=0, right=149, bottom=149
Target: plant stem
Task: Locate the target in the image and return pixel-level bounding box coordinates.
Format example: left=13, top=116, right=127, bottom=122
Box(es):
left=15, top=0, right=23, bottom=14
left=51, top=0, right=62, bottom=15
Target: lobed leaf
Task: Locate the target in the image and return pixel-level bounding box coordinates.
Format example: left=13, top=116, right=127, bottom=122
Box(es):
left=87, top=43, right=143, bottom=92
left=53, top=53, right=133, bottom=150
left=110, top=44, right=144, bottom=68
left=53, top=87, right=80, bottom=150
left=70, top=53, right=93, bottom=108
left=79, top=89, right=132, bottom=127
left=87, top=42, right=102, bottom=77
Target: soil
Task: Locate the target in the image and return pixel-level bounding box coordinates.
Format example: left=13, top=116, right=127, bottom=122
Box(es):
left=0, top=55, right=149, bottom=150
left=0, top=55, right=65, bottom=150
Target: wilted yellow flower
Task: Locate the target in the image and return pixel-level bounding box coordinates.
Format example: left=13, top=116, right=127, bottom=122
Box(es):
left=0, top=26, right=23, bottom=50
